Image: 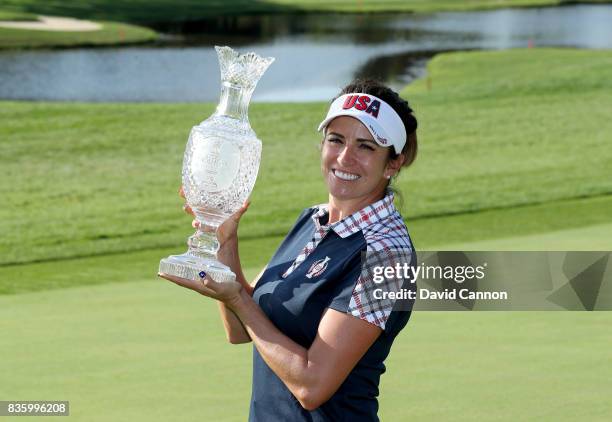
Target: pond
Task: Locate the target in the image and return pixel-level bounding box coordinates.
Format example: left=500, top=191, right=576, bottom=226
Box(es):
left=1, top=4, right=611, bottom=103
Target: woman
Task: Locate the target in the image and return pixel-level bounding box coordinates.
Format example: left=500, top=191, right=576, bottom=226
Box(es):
left=160, top=79, right=418, bottom=421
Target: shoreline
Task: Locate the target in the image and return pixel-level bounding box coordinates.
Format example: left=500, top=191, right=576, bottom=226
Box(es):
left=1, top=0, right=611, bottom=50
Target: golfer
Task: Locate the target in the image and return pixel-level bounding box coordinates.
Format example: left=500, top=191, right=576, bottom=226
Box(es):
left=160, top=79, right=418, bottom=421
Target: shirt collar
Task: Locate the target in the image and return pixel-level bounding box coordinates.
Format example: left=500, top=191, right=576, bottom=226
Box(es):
left=311, top=191, right=396, bottom=238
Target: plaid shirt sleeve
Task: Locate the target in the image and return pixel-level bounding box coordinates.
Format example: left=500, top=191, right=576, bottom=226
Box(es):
left=347, top=245, right=416, bottom=331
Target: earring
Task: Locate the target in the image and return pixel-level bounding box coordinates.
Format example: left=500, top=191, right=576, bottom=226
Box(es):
left=386, top=175, right=391, bottom=180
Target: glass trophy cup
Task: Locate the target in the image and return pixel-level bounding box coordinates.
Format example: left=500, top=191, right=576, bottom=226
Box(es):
left=159, top=46, right=274, bottom=283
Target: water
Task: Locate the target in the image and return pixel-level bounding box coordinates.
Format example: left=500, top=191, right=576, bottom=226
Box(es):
left=1, top=4, right=611, bottom=102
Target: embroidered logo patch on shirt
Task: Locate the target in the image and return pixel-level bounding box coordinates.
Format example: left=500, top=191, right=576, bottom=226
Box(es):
left=305, top=256, right=330, bottom=279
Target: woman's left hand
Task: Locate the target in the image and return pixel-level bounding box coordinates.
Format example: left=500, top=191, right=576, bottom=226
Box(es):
left=158, top=272, right=243, bottom=309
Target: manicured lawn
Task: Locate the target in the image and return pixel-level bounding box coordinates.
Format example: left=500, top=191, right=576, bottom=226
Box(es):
left=1, top=1, right=611, bottom=24
left=3, top=0, right=611, bottom=49
left=0, top=9, right=35, bottom=20
left=0, top=281, right=609, bottom=421
left=0, top=20, right=156, bottom=48
left=2, top=194, right=612, bottom=295
left=1, top=47, right=611, bottom=422
left=2, top=48, right=611, bottom=268
left=267, top=0, right=612, bottom=14
left=2, top=1, right=610, bottom=49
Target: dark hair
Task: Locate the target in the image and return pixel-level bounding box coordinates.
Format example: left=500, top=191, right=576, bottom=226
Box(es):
left=335, top=79, right=418, bottom=169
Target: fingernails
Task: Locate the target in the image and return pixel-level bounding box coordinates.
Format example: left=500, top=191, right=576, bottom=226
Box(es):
left=198, top=271, right=206, bottom=278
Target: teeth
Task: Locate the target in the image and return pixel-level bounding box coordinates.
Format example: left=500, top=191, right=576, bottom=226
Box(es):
left=334, top=170, right=360, bottom=181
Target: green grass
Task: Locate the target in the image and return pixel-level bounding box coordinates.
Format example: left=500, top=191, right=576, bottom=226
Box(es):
left=266, top=0, right=612, bottom=14
left=1, top=1, right=610, bottom=49
left=438, top=220, right=612, bottom=251
left=1, top=0, right=611, bottom=25
left=0, top=281, right=610, bottom=421
left=2, top=194, right=612, bottom=295
left=1, top=48, right=611, bottom=422
left=1, top=48, right=611, bottom=269
left=0, top=20, right=157, bottom=49
left=0, top=8, right=35, bottom=20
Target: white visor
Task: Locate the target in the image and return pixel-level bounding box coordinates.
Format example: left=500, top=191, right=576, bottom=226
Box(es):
left=317, top=93, right=406, bottom=154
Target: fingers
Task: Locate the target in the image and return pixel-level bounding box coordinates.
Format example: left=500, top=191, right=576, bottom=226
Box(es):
left=194, top=281, right=217, bottom=297
left=159, top=272, right=216, bottom=297
left=179, top=186, right=196, bottom=217
left=181, top=187, right=249, bottom=224
left=232, top=199, right=251, bottom=220
left=200, top=274, right=222, bottom=290
left=241, top=199, right=251, bottom=213
left=183, top=203, right=195, bottom=216
left=159, top=272, right=197, bottom=289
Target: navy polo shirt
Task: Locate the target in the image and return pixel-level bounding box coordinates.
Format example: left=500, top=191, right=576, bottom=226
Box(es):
left=250, top=192, right=416, bottom=422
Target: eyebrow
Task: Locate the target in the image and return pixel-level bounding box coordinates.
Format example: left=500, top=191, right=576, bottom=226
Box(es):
left=327, top=132, right=377, bottom=145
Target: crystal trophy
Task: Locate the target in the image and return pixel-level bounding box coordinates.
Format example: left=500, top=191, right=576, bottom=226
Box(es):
left=159, top=46, right=274, bottom=283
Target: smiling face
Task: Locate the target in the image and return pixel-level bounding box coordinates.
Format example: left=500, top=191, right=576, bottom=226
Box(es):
left=321, top=116, right=403, bottom=215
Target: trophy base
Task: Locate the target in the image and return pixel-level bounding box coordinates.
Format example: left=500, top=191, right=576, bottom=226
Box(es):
left=159, top=252, right=236, bottom=283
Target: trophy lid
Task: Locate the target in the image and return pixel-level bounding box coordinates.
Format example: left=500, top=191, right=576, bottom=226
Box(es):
left=215, top=46, right=275, bottom=91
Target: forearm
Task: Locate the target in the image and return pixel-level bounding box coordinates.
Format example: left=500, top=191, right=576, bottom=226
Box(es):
left=215, top=237, right=253, bottom=342
left=230, top=290, right=317, bottom=403
left=217, top=237, right=253, bottom=296
left=217, top=302, right=251, bottom=344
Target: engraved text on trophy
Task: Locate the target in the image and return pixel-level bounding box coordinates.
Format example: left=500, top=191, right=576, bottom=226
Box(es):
left=192, top=137, right=241, bottom=193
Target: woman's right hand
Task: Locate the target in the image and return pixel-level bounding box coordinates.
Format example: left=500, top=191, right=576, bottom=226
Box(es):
left=179, top=186, right=250, bottom=247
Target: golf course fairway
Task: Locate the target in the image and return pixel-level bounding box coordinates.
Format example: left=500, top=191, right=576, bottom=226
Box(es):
left=1, top=48, right=611, bottom=420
